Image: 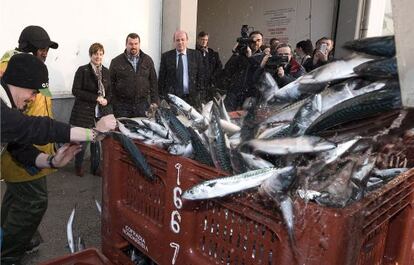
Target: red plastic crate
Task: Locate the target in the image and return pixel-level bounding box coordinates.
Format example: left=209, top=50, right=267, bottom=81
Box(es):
left=101, top=137, right=414, bottom=265
left=39, top=248, right=112, bottom=265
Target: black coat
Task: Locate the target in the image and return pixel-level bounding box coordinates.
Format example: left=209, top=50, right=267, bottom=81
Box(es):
left=70, top=64, right=111, bottom=127
left=1, top=83, right=70, bottom=167
left=158, top=49, right=205, bottom=108
left=221, top=54, right=251, bottom=111
left=109, top=51, right=158, bottom=103
left=196, top=46, right=222, bottom=100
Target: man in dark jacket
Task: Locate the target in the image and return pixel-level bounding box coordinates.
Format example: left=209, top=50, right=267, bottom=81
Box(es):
left=257, top=43, right=305, bottom=88
left=196, top=31, right=222, bottom=101
left=109, top=33, right=159, bottom=117
left=158, top=30, right=205, bottom=109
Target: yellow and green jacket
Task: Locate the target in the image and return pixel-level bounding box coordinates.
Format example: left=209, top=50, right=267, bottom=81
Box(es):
left=1, top=49, right=56, bottom=182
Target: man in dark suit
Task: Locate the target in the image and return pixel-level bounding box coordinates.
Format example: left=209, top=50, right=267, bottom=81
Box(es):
left=158, top=30, right=204, bottom=108
left=196, top=31, right=222, bottom=101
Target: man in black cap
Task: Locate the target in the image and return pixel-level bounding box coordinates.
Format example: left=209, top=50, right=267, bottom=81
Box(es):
left=0, top=53, right=116, bottom=265
left=0, top=25, right=59, bottom=256
left=0, top=25, right=58, bottom=76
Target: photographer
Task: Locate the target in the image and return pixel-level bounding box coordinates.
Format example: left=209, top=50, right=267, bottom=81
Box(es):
left=221, top=41, right=251, bottom=111
left=256, top=43, right=305, bottom=87
left=303, top=37, right=334, bottom=72
left=221, top=27, right=261, bottom=111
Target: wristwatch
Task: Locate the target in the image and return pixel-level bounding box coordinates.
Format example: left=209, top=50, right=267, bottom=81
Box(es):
left=47, top=155, right=58, bottom=169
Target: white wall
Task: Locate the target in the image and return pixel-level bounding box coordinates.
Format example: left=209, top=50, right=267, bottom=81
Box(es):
left=0, top=0, right=162, bottom=96
left=197, top=0, right=336, bottom=62
left=161, top=0, right=198, bottom=52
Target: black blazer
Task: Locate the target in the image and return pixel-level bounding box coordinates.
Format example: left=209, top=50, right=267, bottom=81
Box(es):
left=70, top=64, right=112, bottom=127
left=158, top=49, right=204, bottom=108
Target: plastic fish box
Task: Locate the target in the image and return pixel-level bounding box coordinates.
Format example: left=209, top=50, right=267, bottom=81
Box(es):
left=101, top=137, right=414, bottom=265
left=39, top=248, right=113, bottom=265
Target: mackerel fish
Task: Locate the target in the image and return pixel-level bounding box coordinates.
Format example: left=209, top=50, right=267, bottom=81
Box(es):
left=182, top=166, right=294, bottom=200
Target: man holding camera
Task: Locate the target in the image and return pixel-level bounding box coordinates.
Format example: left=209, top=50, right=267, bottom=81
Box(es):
left=303, top=37, right=334, bottom=72
left=258, top=43, right=305, bottom=87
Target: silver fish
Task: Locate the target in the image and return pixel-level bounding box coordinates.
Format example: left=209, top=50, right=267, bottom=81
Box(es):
left=67, top=207, right=76, bottom=253
left=201, top=100, right=214, bottom=123
left=141, top=119, right=170, bottom=139
left=219, top=119, right=241, bottom=136
left=118, top=121, right=146, bottom=140
left=289, top=78, right=377, bottom=136
left=256, top=123, right=291, bottom=139
left=208, top=104, right=233, bottom=173
left=94, top=199, right=102, bottom=215
left=182, top=166, right=294, bottom=200
left=76, top=236, right=85, bottom=252
left=261, top=98, right=308, bottom=125
left=315, top=160, right=356, bottom=208
left=168, top=143, right=193, bottom=157
left=258, top=72, right=279, bottom=103
left=299, top=55, right=373, bottom=85
left=371, top=167, right=409, bottom=181
left=246, top=136, right=336, bottom=155
left=220, top=96, right=231, bottom=123
left=297, top=189, right=321, bottom=200
left=143, top=138, right=174, bottom=148
left=240, top=152, right=274, bottom=169
left=167, top=94, right=205, bottom=125
left=259, top=171, right=297, bottom=251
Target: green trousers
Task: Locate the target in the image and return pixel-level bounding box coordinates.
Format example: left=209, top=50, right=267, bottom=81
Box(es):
left=1, top=177, right=48, bottom=265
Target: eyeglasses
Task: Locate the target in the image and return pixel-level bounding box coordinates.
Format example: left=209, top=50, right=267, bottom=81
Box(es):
left=277, top=53, right=290, bottom=56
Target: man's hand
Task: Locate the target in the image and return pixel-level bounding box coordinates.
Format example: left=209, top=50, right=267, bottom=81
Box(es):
left=97, top=96, right=108, bottom=106
left=95, top=114, right=116, bottom=132
left=52, top=143, right=82, bottom=168
left=277, top=66, right=285, bottom=78
left=313, top=50, right=328, bottom=64
left=260, top=54, right=271, bottom=68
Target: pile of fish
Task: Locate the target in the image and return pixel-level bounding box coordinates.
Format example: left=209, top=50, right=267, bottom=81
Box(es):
left=115, top=35, right=412, bottom=249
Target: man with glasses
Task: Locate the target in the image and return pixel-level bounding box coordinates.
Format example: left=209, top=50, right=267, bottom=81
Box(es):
left=256, top=43, right=305, bottom=88
left=0, top=25, right=59, bottom=258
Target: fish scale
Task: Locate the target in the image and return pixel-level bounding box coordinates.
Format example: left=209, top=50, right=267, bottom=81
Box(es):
left=187, top=127, right=214, bottom=167
left=307, top=83, right=401, bottom=134
left=208, top=104, right=233, bottom=173
left=182, top=166, right=295, bottom=200
left=159, top=108, right=192, bottom=144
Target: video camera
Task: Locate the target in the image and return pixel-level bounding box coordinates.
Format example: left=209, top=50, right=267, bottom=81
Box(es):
left=265, top=53, right=289, bottom=69
left=235, top=25, right=253, bottom=54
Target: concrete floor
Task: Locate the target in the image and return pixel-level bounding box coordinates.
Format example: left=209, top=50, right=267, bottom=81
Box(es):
left=1, top=160, right=102, bottom=264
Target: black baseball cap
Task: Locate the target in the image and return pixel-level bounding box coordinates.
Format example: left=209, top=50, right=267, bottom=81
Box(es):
left=2, top=53, right=51, bottom=96
left=18, top=25, right=59, bottom=50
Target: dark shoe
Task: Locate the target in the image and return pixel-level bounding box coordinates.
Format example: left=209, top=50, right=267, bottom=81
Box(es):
left=75, top=166, right=84, bottom=177
left=25, top=231, right=43, bottom=254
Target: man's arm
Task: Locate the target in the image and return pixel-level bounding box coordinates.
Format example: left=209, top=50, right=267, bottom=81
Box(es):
left=158, top=53, right=167, bottom=100
left=148, top=58, right=159, bottom=104
left=1, top=102, right=71, bottom=145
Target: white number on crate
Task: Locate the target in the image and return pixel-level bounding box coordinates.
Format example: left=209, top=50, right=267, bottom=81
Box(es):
left=173, top=187, right=183, bottom=209
left=175, top=163, right=182, bottom=185
left=169, top=242, right=180, bottom=264
left=170, top=210, right=181, bottom=233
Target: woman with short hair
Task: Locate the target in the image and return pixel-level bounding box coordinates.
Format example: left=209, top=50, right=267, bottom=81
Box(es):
left=70, top=43, right=112, bottom=176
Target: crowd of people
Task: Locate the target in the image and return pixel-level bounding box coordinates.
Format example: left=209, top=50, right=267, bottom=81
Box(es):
left=0, top=25, right=334, bottom=264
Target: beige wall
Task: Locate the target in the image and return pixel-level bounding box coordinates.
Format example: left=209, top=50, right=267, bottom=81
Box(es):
left=161, top=0, right=198, bottom=53
left=392, top=0, right=414, bottom=107
left=197, top=0, right=336, bottom=62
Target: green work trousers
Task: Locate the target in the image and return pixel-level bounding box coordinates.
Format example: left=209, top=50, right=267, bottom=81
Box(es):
left=1, top=177, right=48, bottom=265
